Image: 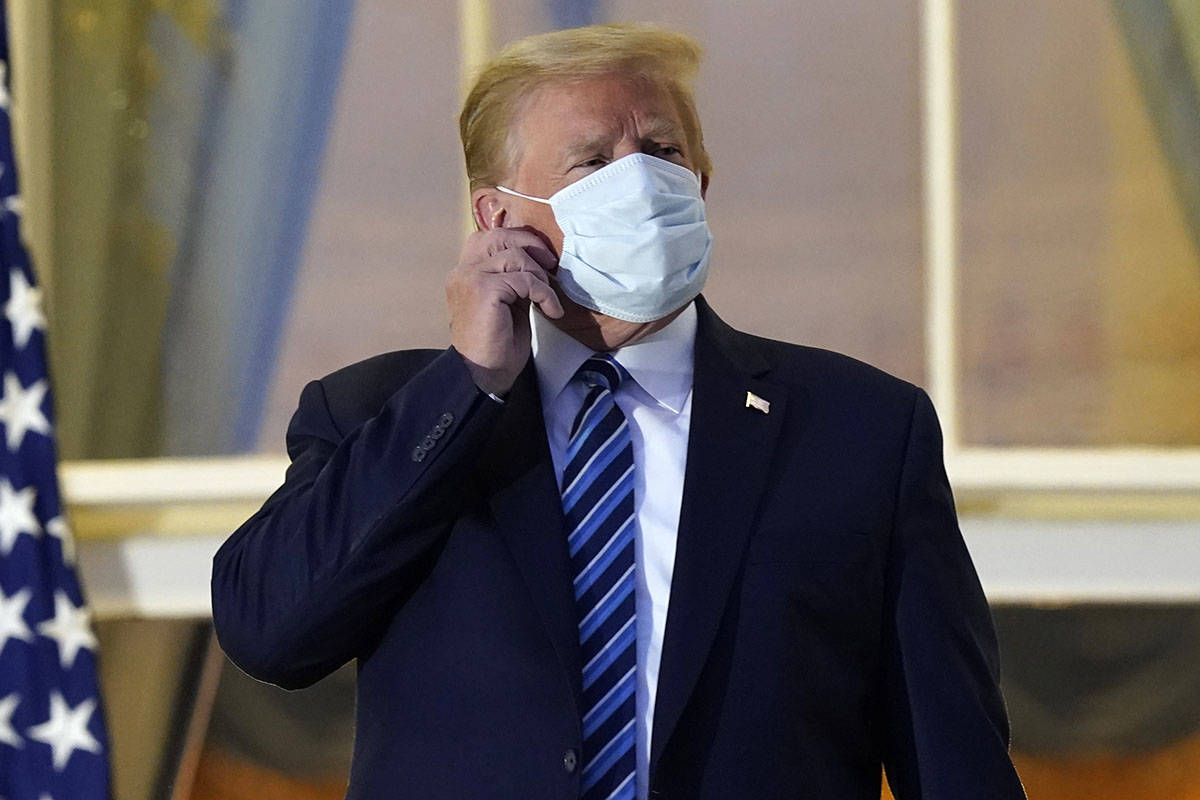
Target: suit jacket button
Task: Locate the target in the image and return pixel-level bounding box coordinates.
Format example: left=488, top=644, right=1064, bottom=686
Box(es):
left=411, top=446, right=426, bottom=463
left=562, top=748, right=578, bottom=773
left=439, top=412, right=454, bottom=427
left=421, top=435, right=436, bottom=450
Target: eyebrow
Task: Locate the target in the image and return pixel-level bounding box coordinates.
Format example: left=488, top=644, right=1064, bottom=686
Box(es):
left=558, top=115, right=685, bottom=165
left=639, top=115, right=685, bottom=141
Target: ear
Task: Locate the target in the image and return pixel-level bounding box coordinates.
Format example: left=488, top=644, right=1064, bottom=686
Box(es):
left=472, top=188, right=507, bottom=231
left=700, top=172, right=710, bottom=200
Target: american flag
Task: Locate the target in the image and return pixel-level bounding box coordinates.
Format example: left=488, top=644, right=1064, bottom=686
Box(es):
left=0, top=6, right=112, bottom=799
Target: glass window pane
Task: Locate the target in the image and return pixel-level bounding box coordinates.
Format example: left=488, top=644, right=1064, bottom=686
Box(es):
left=257, top=0, right=927, bottom=452
left=258, top=1, right=463, bottom=451
left=957, top=0, right=1200, bottom=446
left=616, top=0, right=926, bottom=389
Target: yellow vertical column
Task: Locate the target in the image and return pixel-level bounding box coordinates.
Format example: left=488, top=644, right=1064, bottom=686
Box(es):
left=458, top=0, right=492, bottom=236
left=7, top=0, right=55, bottom=294
left=921, top=0, right=960, bottom=450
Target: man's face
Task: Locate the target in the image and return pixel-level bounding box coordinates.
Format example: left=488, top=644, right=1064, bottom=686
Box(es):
left=493, top=74, right=706, bottom=256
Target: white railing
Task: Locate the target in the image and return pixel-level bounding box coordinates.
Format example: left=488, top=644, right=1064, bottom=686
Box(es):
left=62, top=456, right=1200, bottom=619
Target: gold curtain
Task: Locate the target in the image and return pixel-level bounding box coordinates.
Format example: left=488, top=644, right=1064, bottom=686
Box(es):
left=18, top=1, right=222, bottom=460
left=42, top=0, right=178, bottom=459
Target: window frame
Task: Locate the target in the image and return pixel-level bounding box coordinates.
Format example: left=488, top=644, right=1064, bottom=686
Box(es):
left=60, top=0, right=1200, bottom=619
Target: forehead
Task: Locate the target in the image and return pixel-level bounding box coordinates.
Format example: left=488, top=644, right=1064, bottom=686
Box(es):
left=515, top=74, right=685, bottom=148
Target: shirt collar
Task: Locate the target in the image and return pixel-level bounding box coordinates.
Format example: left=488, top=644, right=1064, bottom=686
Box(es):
left=530, top=301, right=697, bottom=414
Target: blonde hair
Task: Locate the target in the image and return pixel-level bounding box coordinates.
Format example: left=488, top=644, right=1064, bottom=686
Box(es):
left=459, top=24, right=711, bottom=193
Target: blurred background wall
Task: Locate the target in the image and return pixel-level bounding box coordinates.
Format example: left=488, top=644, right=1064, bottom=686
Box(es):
left=5, top=0, right=1200, bottom=797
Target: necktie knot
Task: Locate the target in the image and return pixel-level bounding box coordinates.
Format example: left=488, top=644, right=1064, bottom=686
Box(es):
left=575, top=354, right=627, bottom=393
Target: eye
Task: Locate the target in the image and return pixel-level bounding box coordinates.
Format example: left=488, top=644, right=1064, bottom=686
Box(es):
left=655, top=145, right=682, bottom=157
left=574, top=156, right=609, bottom=170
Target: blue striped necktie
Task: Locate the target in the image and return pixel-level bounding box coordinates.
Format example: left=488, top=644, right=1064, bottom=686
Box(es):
left=562, top=354, right=637, bottom=800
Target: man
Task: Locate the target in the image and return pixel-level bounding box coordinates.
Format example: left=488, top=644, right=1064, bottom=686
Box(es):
left=212, top=24, right=1025, bottom=800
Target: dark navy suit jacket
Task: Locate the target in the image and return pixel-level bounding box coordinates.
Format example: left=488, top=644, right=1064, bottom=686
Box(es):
left=211, top=297, right=1025, bottom=799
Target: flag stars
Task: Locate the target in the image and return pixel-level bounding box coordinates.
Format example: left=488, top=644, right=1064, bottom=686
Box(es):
left=5, top=269, right=45, bottom=348
left=0, top=44, right=110, bottom=795
left=0, top=371, right=50, bottom=451
left=46, top=516, right=76, bottom=564
left=0, top=586, right=33, bottom=656
left=26, top=691, right=102, bottom=771
left=37, top=591, right=97, bottom=671
left=0, top=692, right=22, bottom=748
left=0, top=478, right=39, bottom=555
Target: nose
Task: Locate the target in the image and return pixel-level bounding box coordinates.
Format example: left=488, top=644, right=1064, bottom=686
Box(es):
left=613, top=141, right=642, bottom=161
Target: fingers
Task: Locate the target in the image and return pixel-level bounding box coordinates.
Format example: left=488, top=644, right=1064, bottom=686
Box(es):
left=489, top=248, right=550, bottom=281
left=461, top=237, right=562, bottom=315
left=496, top=270, right=564, bottom=319
left=463, top=226, right=558, bottom=271
left=447, top=227, right=563, bottom=394
left=518, top=239, right=559, bottom=274
left=524, top=274, right=564, bottom=319
left=447, top=262, right=563, bottom=319
left=483, top=227, right=553, bottom=257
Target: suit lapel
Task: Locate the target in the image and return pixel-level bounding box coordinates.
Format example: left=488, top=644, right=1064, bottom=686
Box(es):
left=650, top=297, right=788, bottom=770
left=477, top=358, right=583, bottom=718
left=472, top=299, right=788, bottom=756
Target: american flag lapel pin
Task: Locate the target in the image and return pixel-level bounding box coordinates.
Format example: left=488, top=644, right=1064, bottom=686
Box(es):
left=745, top=391, right=770, bottom=414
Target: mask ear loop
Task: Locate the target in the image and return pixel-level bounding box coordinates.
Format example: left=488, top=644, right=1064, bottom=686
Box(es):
left=495, top=185, right=553, bottom=205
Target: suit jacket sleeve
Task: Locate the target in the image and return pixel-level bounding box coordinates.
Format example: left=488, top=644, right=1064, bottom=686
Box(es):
left=211, top=347, right=503, bottom=690
left=879, top=388, right=1026, bottom=799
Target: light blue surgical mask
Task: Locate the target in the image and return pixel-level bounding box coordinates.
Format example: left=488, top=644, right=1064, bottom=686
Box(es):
left=497, top=153, right=712, bottom=323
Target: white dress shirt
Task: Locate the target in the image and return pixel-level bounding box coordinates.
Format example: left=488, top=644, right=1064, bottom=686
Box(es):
left=530, top=301, right=696, bottom=800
